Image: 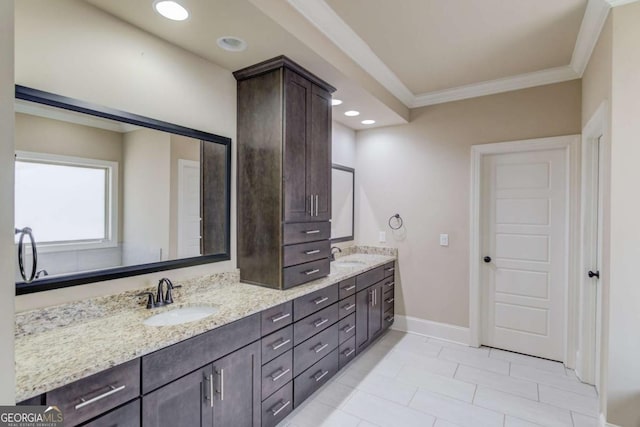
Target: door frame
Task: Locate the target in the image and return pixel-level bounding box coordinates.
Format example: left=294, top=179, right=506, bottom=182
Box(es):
left=577, top=102, right=609, bottom=387
left=469, top=135, right=581, bottom=367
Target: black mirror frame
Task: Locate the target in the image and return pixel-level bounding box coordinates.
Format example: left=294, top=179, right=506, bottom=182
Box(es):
left=330, top=163, right=355, bottom=243
left=14, top=85, right=232, bottom=295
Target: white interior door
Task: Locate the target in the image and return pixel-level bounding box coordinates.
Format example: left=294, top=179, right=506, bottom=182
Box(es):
left=482, top=148, right=568, bottom=361
left=178, top=159, right=201, bottom=258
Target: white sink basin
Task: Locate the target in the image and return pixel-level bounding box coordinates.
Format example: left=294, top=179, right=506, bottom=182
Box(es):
left=143, top=306, right=218, bottom=327
left=333, top=260, right=367, bottom=268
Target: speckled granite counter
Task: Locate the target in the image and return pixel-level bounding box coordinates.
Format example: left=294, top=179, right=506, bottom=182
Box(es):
left=15, top=250, right=396, bottom=402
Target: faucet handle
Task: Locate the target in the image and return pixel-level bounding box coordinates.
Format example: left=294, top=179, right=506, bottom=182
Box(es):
left=136, top=292, right=156, bottom=309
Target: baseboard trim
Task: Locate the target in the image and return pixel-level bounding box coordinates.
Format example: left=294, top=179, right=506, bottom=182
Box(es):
left=390, top=315, right=470, bottom=346
left=600, top=412, right=620, bottom=427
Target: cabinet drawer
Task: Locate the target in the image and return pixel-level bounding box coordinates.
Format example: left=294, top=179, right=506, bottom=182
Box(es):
left=283, top=258, right=330, bottom=289
left=338, top=313, right=356, bottom=344
left=262, top=325, right=293, bottom=364
left=261, top=301, right=293, bottom=336
left=383, top=293, right=395, bottom=313
left=283, top=240, right=330, bottom=267
left=262, top=382, right=293, bottom=427
left=384, top=308, right=395, bottom=329
left=293, top=323, right=339, bottom=377
left=383, top=280, right=395, bottom=296
left=338, top=295, right=356, bottom=319
left=293, top=348, right=339, bottom=407
left=338, top=277, right=357, bottom=299
left=293, top=303, right=339, bottom=345
left=383, top=262, right=396, bottom=278
left=142, top=314, right=260, bottom=393
left=355, top=266, right=384, bottom=292
left=47, top=359, right=140, bottom=427
left=339, top=336, right=357, bottom=368
left=261, top=350, right=292, bottom=401
left=293, top=283, right=339, bottom=321
left=81, top=399, right=140, bottom=427
left=283, top=221, right=331, bottom=245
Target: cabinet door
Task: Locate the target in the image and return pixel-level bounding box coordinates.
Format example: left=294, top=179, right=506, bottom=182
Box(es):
left=212, top=342, right=261, bottom=427
left=83, top=399, right=140, bottom=427
left=355, top=288, right=371, bottom=352
left=283, top=69, right=312, bottom=223
left=307, top=84, right=332, bottom=221
left=142, top=366, right=212, bottom=427
left=368, top=283, right=384, bottom=340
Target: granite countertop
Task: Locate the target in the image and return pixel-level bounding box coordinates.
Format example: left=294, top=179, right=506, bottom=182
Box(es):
left=14, top=251, right=396, bottom=402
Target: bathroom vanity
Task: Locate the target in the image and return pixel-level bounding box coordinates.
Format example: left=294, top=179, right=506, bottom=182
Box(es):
left=16, top=253, right=396, bottom=427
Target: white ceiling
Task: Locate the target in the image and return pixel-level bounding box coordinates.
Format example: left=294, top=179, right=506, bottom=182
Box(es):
left=81, top=0, right=618, bottom=129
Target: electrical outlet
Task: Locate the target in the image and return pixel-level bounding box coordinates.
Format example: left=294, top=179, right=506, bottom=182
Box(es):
left=379, top=231, right=386, bottom=243
left=440, top=234, right=449, bottom=246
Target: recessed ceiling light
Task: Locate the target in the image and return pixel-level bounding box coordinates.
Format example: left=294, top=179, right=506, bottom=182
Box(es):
left=344, top=110, right=360, bottom=117
left=331, top=99, right=343, bottom=106
left=361, top=119, right=376, bottom=125
left=217, top=36, right=248, bottom=52
left=153, top=1, right=189, bottom=21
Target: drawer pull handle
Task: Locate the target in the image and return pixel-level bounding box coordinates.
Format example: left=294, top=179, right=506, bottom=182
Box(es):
left=271, top=368, right=291, bottom=382
left=314, top=318, right=329, bottom=328
left=343, top=348, right=355, bottom=357
left=385, top=298, right=395, bottom=304
left=385, top=281, right=394, bottom=287
left=342, top=325, right=355, bottom=334
left=305, top=269, right=321, bottom=276
left=305, top=249, right=321, bottom=255
left=313, top=296, right=329, bottom=305
left=271, top=399, right=291, bottom=416
left=271, top=312, right=291, bottom=323
left=313, top=370, right=329, bottom=382
left=343, top=303, right=356, bottom=311
left=272, top=338, right=291, bottom=350
left=342, top=285, right=356, bottom=291
left=74, top=385, right=126, bottom=410
left=386, top=316, right=395, bottom=322
left=385, top=267, right=395, bottom=272
left=314, top=343, right=329, bottom=353
left=304, top=230, right=321, bottom=234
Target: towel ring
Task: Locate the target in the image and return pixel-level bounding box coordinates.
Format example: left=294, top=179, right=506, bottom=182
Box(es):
left=388, top=214, right=403, bottom=230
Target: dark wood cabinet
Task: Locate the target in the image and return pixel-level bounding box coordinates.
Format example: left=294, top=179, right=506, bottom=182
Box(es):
left=355, top=282, right=384, bottom=353
left=235, top=56, right=336, bottom=289
left=142, top=366, right=212, bottom=427
left=143, top=342, right=260, bottom=427
left=81, top=399, right=140, bottom=427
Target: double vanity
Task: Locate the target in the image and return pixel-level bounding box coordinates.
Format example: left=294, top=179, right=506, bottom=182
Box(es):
left=16, top=251, right=397, bottom=427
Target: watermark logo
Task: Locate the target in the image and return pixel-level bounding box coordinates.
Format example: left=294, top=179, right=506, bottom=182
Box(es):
left=0, top=406, right=63, bottom=427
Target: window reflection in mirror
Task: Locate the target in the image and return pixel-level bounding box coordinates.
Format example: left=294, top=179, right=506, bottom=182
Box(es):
left=14, top=88, right=230, bottom=291
left=331, top=164, right=354, bottom=243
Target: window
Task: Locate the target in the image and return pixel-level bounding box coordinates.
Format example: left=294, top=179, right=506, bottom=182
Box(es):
left=14, top=151, right=118, bottom=251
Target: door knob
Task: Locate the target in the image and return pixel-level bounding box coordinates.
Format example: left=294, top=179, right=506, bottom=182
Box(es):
left=588, top=270, right=600, bottom=279
left=483, top=256, right=491, bottom=263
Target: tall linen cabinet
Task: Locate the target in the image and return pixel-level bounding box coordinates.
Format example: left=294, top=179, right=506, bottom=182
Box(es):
left=234, top=56, right=335, bottom=289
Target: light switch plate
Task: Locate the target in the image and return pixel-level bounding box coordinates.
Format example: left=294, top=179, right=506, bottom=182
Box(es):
left=440, top=234, right=449, bottom=246
left=379, top=231, right=386, bottom=243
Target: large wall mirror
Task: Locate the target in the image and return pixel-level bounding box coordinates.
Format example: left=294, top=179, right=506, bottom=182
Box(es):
left=14, top=86, right=231, bottom=294
left=331, top=164, right=354, bottom=243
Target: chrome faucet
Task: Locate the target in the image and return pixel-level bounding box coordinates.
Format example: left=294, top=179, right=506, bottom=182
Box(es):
left=330, top=246, right=342, bottom=261
left=136, top=278, right=182, bottom=309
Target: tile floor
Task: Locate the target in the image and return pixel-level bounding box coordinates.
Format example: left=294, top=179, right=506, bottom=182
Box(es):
left=278, top=330, right=599, bottom=427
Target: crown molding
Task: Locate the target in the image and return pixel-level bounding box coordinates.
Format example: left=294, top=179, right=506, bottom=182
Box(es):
left=289, top=0, right=613, bottom=109
left=411, top=66, right=579, bottom=108
left=287, top=0, right=414, bottom=106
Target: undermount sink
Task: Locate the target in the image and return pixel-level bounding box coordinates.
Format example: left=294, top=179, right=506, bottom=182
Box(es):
left=143, top=306, right=218, bottom=327
left=333, top=260, right=367, bottom=268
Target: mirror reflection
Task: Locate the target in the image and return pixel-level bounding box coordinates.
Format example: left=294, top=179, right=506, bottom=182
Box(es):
left=331, top=164, right=355, bottom=243
left=14, top=97, right=229, bottom=284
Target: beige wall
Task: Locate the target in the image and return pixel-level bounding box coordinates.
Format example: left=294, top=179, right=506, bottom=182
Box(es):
left=15, top=0, right=237, bottom=311
left=356, top=80, right=582, bottom=327
left=607, top=4, right=640, bottom=425
left=582, top=16, right=612, bottom=128
left=0, top=0, right=15, bottom=404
